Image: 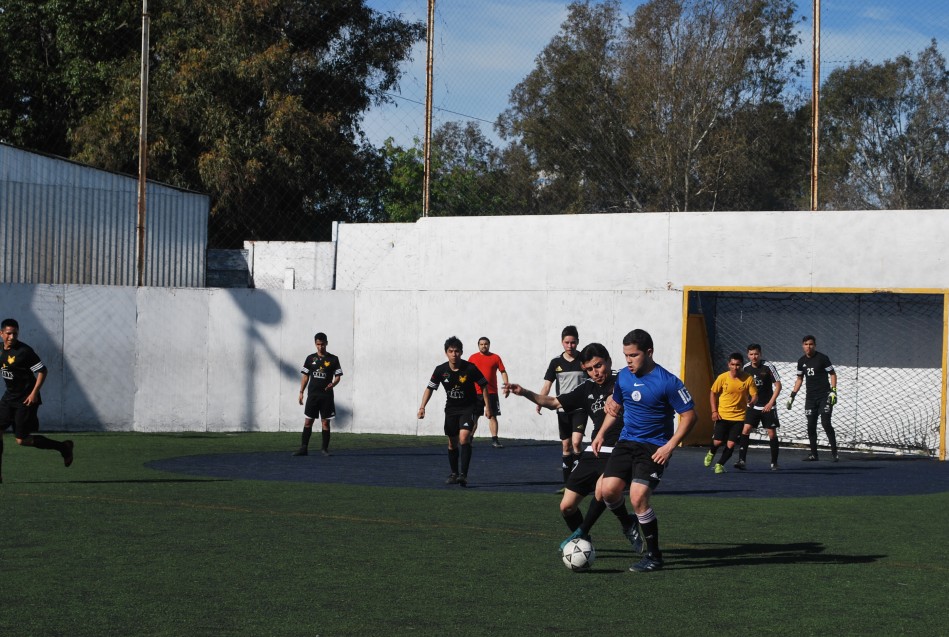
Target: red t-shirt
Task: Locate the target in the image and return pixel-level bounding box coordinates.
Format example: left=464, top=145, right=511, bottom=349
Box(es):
left=468, top=352, right=506, bottom=394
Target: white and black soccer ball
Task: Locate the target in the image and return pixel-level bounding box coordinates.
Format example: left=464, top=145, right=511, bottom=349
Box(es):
left=561, top=537, right=595, bottom=571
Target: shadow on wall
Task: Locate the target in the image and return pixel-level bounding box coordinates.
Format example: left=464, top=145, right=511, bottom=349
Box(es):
left=223, top=288, right=298, bottom=430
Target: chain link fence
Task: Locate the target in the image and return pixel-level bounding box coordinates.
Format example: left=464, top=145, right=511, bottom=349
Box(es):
left=1, top=0, right=947, bottom=249
left=696, top=291, right=944, bottom=453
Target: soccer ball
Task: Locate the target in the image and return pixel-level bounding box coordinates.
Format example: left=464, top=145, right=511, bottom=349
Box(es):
left=562, top=537, right=595, bottom=571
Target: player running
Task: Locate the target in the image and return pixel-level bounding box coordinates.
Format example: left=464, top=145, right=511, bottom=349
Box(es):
left=593, top=329, right=696, bottom=573
left=0, top=318, right=73, bottom=482
left=703, top=353, right=757, bottom=474
left=506, top=343, right=643, bottom=555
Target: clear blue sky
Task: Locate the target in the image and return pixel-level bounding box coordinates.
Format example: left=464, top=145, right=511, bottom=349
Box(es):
left=363, top=0, right=949, bottom=148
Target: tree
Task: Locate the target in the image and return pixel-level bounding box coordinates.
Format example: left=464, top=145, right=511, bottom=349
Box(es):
left=820, top=40, right=949, bottom=210
left=499, top=0, right=805, bottom=213
left=0, top=0, right=424, bottom=246
left=379, top=121, right=540, bottom=221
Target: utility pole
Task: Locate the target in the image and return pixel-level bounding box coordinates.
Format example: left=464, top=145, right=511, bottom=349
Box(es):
left=422, top=0, right=435, bottom=218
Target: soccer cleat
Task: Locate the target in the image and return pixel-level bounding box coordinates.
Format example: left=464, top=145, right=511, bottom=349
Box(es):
left=624, top=523, right=644, bottom=554
left=457, top=474, right=468, bottom=487
left=832, top=452, right=839, bottom=462
left=770, top=463, right=780, bottom=471
left=445, top=473, right=459, bottom=485
left=802, top=454, right=818, bottom=462
left=734, top=460, right=747, bottom=471
left=703, top=450, right=714, bottom=467
left=292, top=448, right=308, bottom=456
left=321, top=449, right=331, bottom=457
left=714, top=463, right=726, bottom=474
left=629, top=553, right=664, bottom=572
left=559, top=527, right=590, bottom=552
left=62, top=440, right=74, bottom=467
left=556, top=486, right=566, bottom=495
left=492, top=440, right=504, bottom=448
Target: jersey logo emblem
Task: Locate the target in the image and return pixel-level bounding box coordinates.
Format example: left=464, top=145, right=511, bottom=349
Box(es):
left=6, top=355, right=14, bottom=365
left=323, top=361, right=331, bottom=367
left=555, top=366, right=562, bottom=372
left=632, top=390, right=642, bottom=401
left=459, top=375, right=467, bottom=383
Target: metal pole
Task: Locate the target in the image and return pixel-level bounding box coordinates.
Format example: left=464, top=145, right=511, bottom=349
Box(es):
left=422, top=0, right=435, bottom=218
left=137, top=0, right=150, bottom=286
left=810, top=0, right=820, bottom=211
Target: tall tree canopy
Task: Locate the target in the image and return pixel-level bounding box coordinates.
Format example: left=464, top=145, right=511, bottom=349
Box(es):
left=0, top=0, right=424, bottom=246
left=499, top=0, right=806, bottom=213
left=820, top=40, right=949, bottom=210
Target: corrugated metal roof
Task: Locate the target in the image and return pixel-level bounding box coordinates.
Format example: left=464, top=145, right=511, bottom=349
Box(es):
left=0, top=143, right=209, bottom=286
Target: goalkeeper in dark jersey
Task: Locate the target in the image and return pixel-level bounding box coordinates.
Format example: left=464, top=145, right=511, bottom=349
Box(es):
left=787, top=335, right=839, bottom=461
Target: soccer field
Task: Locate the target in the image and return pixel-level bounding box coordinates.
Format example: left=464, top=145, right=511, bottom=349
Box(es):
left=2, top=432, right=947, bottom=637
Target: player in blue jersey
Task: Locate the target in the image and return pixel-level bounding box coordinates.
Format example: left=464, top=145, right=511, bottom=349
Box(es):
left=592, top=329, right=696, bottom=572
left=507, top=343, right=642, bottom=554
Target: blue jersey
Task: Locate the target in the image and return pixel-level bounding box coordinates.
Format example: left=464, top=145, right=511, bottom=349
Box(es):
left=612, top=363, right=694, bottom=446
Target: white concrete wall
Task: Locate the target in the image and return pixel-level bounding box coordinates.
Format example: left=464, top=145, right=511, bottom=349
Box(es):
left=1, top=210, right=947, bottom=454
left=245, top=240, right=336, bottom=290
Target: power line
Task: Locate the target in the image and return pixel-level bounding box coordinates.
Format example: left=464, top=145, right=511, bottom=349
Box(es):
left=382, top=92, right=497, bottom=126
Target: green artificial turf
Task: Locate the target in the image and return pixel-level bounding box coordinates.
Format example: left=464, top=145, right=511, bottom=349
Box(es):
left=1, top=432, right=946, bottom=636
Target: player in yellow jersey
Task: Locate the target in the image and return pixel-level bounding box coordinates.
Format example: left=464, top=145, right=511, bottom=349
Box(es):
left=703, top=353, right=757, bottom=474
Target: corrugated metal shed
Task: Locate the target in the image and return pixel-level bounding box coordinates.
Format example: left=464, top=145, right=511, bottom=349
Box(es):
left=0, top=143, right=209, bottom=287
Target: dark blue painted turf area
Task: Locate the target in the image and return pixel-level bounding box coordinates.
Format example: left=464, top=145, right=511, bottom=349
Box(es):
left=146, top=441, right=949, bottom=498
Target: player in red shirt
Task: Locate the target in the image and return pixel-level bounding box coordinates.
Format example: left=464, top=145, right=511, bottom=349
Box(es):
left=468, top=337, right=509, bottom=448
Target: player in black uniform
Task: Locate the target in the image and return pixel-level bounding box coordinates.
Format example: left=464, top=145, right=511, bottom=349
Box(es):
left=294, top=332, right=343, bottom=456
left=417, top=336, right=491, bottom=487
left=0, top=318, right=73, bottom=482
left=787, top=335, right=839, bottom=461
left=735, top=344, right=783, bottom=470
left=538, top=325, right=588, bottom=492
left=507, top=343, right=643, bottom=554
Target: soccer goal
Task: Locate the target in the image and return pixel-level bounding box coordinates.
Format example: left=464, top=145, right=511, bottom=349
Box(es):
left=687, top=290, right=946, bottom=455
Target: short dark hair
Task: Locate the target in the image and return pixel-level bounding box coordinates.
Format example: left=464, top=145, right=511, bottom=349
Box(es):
left=579, top=342, right=611, bottom=365
left=561, top=325, right=578, bottom=340
left=1, top=318, right=18, bottom=330
left=478, top=336, right=490, bottom=345
left=747, top=343, right=761, bottom=352
left=444, top=336, right=463, bottom=352
left=622, top=329, right=653, bottom=351
left=802, top=334, right=816, bottom=343
left=729, top=352, right=744, bottom=364
left=314, top=332, right=328, bottom=342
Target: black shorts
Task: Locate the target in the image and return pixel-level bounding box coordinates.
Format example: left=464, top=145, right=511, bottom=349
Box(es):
left=304, top=393, right=336, bottom=420
left=744, top=407, right=780, bottom=429
left=0, top=401, right=41, bottom=439
left=565, top=452, right=609, bottom=496
left=443, top=407, right=478, bottom=437
left=804, top=395, right=834, bottom=418
left=603, top=440, right=664, bottom=490
left=558, top=409, right=588, bottom=440
left=712, top=420, right=744, bottom=442
left=474, top=393, right=499, bottom=418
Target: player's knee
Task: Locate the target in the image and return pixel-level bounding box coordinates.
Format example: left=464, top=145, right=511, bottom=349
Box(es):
left=15, top=437, right=31, bottom=446
left=560, top=502, right=578, bottom=516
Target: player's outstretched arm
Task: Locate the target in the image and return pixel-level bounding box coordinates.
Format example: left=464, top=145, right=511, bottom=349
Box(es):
left=506, top=383, right=561, bottom=410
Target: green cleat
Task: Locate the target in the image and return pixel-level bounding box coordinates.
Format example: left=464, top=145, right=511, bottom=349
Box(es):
left=714, top=463, right=726, bottom=474
left=703, top=450, right=714, bottom=467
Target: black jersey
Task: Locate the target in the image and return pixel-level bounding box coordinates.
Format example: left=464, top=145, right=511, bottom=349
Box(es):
left=743, top=360, right=781, bottom=406
left=427, top=361, right=488, bottom=415
left=1, top=340, right=46, bottom=402
left=796, top=352, right=834, bottom=397
left=543, top=354, right=586, bottom=413
left=301, top=352, right=343, bottom=396
left=557, top=373, right=621, bottom=445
